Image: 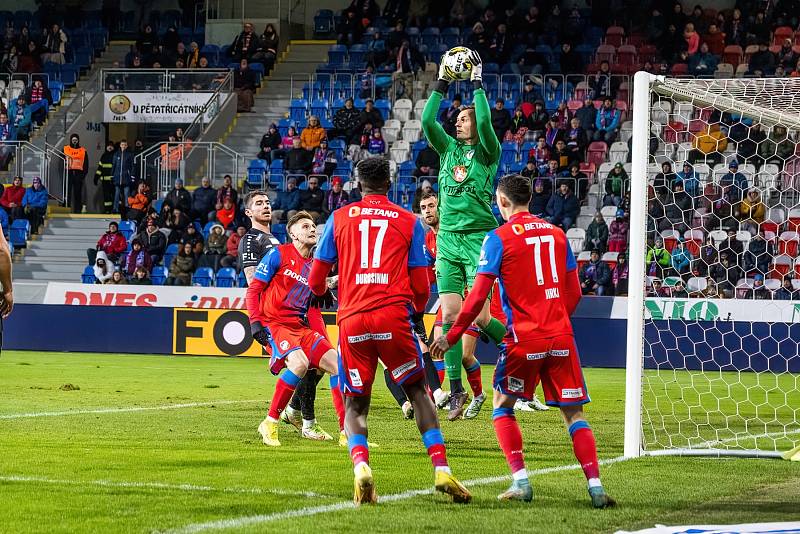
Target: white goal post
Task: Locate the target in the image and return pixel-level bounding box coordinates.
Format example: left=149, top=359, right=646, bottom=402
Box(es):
left=624, top=72, right=800, bottom=459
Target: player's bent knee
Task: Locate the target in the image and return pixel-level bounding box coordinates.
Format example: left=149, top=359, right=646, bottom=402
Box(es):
left=318, top=349, right=338, bottom=375
left=286, top=350, right=310, bottom=375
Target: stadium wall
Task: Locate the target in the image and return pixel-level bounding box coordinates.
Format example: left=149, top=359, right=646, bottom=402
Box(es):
left=6, top=283, right=799, bottom=372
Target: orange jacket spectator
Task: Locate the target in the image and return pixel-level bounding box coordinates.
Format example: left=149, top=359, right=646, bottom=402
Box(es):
left=216, top=197, right=236, bottom=229
left=300, top=117, right=326, bottom=150
left=127, top=191, right=150, bottom=211
left=693, top=125, right=728, bottom=154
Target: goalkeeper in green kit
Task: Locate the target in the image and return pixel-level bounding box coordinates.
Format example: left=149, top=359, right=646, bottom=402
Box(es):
left=422, top=50, right=508, bottom=420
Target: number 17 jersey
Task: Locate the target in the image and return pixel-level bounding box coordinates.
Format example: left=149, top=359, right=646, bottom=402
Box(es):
left=479, top=211, right=578, bottom=343
left=315, top=194, right=428, bottom=322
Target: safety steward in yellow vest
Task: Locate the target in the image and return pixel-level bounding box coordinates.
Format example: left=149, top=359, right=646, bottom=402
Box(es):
left=94, top=140, right=116, bottom=214
left=64, top=134, right=89, bottom=214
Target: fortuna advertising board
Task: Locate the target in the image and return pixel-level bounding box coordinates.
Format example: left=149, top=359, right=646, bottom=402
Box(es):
left=104, top=92, right=218, bottom=123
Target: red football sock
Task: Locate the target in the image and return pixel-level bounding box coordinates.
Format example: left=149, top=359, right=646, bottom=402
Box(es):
left=422, top=429, right=449, bottom=468
left=465, top=361, right=483, bottom=396
left=267, top=371, right=300, bottom=420
left=348, top=434, right=369, bottom=466
left=330, top=379, right=345, bottom=431
left=493, top=411, right=525, bottom=474
left=570, top=422, right=600, bottom=481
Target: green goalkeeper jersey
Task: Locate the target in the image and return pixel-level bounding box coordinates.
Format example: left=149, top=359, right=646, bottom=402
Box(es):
left=421, top=88, right=500, bottom=233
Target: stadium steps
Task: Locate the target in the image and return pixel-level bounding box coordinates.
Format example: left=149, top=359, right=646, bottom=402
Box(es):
left=13, top=215, right=119, bottom=281
left=218, top=42, right=331, bottom=154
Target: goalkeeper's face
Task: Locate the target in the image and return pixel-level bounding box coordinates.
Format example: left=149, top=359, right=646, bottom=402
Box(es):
left=455, top=109, right=476, bottom=142
left=290, top=217, right=317, bottom=247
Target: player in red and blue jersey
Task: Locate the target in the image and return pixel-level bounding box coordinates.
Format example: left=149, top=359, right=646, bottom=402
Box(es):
left=246, top=211, right=344, bottom=447
left=431, top=174, right=615, bottom=508
left=309, top=158, right=471, bottom=506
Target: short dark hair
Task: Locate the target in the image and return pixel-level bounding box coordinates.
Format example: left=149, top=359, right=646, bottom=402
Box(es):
left=497, top=174, right=532, bottom=206
left=356, top=158, right=391, bottom=191
left=244, top=190, right=269, bottom=210
left=420, top=191, right=437, bottom=202
left=287, top=210, right=314, bottom=232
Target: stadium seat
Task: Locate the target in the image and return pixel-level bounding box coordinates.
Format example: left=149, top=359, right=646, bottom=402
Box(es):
left=602, top=251, right=619, bottom=271
left=382, top=119, right=401, bottom=143
left=272, top=223, right=287, bottom=243
left=401, top=119, right=421, bottom=141
left=238, top=270, right=248, bottom=288
left=150, top=266, right=167, bottom=285
left=10, top=219, right=30, bottom=248
left=118, top=220, right=136, bottom=241
left=163, top=243, right=179, bottom=268
left=393, top=99, right=413, bottom=123
left=215, top=267, right=237, bottom=287
left=81, top=265, right=96, bottom=284
left=566, top=228, right=586, bottom=253
left=192, top=267, right=215, bottom=287
left=576, top=250, right=592, bottom=272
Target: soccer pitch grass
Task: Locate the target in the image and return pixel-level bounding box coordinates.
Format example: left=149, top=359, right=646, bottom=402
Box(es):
left=1, top=351, right=798, bottom=534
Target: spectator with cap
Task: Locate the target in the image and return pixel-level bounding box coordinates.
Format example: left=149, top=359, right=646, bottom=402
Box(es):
left=181, top=223, right=205, bottom=258
left=22, top=176, right=47, bottom=234
left=737, top=187, right=766, bottom=234
left=604, top=162, right=628, bottom=207
left=87, top=221, right=127, bottom=265
left=579, top=249, right=612, bottom=296
left=299, top=176, right=324, bottom=222
left=521, top=159, right=539, bottom=180
left=258, top=123, right=281, bottom=162
left=719, top=160, right=749, bottom=202
left=301, top=116, right=327, bottom=151
left=192, top=177, right=217, bottom=225
left=323, top=176, right=350, bottom=221
left=528, top=100, right=549, bottom=136
left=136, top=218, right=167, bottom=265
left=585, top=212, right=609, bottom=253
left=272, top=176, right=301, bottom=222
left=528, top=179, right=550, bottom=217
left=612, top=253, right=629, bottom=296
left=593, top=98, right=621, bottom=144
left=1, top=176, right=24, bottom=221
left=506, top=106, right=530, bottom=143
left=607, top=209, right=629, bottom=253
left=674, top=161, right=701, bottom=197
left=545, top=182, right=578, bottom=231
left=221, top=225, right=247, bottom=269
left=123, top=238, right=152, bottom=276
left=747, top=274, right=772, bottom=300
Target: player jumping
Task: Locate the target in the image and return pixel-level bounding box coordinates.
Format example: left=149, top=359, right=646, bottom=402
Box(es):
left=309, top=158, right=471, bottom=505
left=239, top=191, right=338, bottom=441
left=431, top=174, right=615, bottom=508
left=246, top=211, right=345, bottom=447
left=422, top=50, right=508, bottom=420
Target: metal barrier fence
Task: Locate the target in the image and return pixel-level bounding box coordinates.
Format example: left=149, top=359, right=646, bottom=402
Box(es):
left=0, top=141, right=67, bottom=200
left=102, top=69, right=232, bottom=93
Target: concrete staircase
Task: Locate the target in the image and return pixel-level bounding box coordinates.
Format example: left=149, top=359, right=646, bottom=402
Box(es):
left=220, top=42, right=332, bottom=156
left=14, top=215, right=118, bottom=282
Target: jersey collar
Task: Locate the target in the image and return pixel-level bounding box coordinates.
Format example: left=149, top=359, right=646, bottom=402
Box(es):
left=507, top=211, right=531, bottom=224
left=362, top=194, right=388, bottom=201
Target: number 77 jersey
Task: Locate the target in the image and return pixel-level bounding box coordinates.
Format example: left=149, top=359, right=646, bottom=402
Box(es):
left=314, top=195, right=428, bottom=322
left=479, top=212, right=578, bottom=343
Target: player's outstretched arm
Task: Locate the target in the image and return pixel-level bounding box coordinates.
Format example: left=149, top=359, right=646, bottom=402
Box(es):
left=421, top=58, right=454, bottom=154
left=430, top=273, right=494, bottom=358
left=308, top=259, right=333, bottom=296
left=470, top=51, right=501, bottom=160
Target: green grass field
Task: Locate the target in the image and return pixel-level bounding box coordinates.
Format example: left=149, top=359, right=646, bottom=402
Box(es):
left=1, top=350, right=798, bottom=534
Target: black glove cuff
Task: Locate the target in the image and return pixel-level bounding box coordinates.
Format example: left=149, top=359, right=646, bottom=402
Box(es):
left=472, top=80, right=483, bottom=91
left=434, top=80, right=449, bottom=94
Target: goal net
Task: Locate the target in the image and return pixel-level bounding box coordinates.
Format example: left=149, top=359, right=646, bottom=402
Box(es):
left=624, top=73, right=800, bottom=459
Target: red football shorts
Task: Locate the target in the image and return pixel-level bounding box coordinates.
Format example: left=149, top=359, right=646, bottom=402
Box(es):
left=493, top=335, right=590, bottom=406
left=266, top=323, right=333, bottom=375
left=338, top=304, right=424, bottom=396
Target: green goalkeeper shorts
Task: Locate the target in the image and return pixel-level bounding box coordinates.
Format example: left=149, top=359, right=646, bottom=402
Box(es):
left=435, top=229, right=489, bottom=296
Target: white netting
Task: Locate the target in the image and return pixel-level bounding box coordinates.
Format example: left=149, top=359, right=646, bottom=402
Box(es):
left=634, top=76, right=800, bottom=456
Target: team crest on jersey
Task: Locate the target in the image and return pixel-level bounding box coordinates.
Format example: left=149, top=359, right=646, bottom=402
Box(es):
left=508, top=376, right=525, bottom=392
left=349, top=206, right=361, bottom=217
left=279, top=340, right=289, bottom=351
left=512, top=224, right=525, bottom=235
left=453, top=165, right=468, bottom=182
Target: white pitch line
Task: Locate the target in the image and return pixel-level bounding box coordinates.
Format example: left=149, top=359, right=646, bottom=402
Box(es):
left=0, top=400, right=264, bottom=420
left=691, top=427, right=800, bottom=450
left=0, top=475, right=327, bottom=499
left=167, top=456, right=628, bottom=534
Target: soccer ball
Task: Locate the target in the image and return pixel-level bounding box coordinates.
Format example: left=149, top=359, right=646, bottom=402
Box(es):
left=441, top=46, right=474, bottom=81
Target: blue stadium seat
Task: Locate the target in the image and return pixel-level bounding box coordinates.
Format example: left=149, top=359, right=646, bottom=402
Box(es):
left=61, top=65, right=79, bottom=87
left=349, top=43, right=367, bottom=66
left=399, top=160, right=415, bottom=175
left=327, top=44, right=347, bottom=66
left=277, top=118, right=294, bottom=137
left=314, top=9, right=334, bottom=37
left=310, top=98, right=329, bottom=118
left=202, top=221, right=216, bottom=239
left=375, top=99, right=390, bottom=121
left=153, top=198, right=164, bottom=213
left=421, top=27, right=440, bottom=47
left=328, top=138, right=345, bottom=160
left=290, top=99, right=308, bottom=122
left=441, top=27, right=460, bottom=48
left=81, top=265, right=96, bottom=284
left=249, top=62, right=265, bottom=83
left=163, top=243, right=179, bottom=267
left=248, top=159, right=267, bottom=188
left=192, top=267, right=215, bottom=287
left=118, top=220, right=136, bottom=241
left=500, top=141, right=518, bottom=166
left=271, top=223, right=287, bottom=243
left=151, top=266, right=167, bottom=285
left=215, top=267, right=237, bottom=287
left=49, top=80, right=63, bottom=105
left=200, top=44, right=219, bottom=65
left=10, top=219, right=29, bottom=248
left=238, top=270, right=248, bottom=288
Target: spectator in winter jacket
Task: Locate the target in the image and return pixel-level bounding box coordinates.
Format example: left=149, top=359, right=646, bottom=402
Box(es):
left=111, top=140, right=135, bottom=214
left=646, top=237, right=672, bottom=278
left=529, top=136, right=551, bottom=174
left=670, top=239, right=693, bottom=276
left=746, top=274, right=771, bottom=300
left=612, top=253, right=629, bottom=296
left=164, top=179, right=192, bottom=213
left=258, top=124, right=281, bottom=161
left=301, top=116, right=327, bottom=151
left=214, top=197, right=237, bottom=230
left=88, top=221, right=127, bottom=265
left=439, top=95, right=462, bottom=138
left=737, top=188, right=766, bottom=234
left=660, top=182, right=693, bottom=233
left=491, top=99, right=511, bottom=141
left=413, top=146, right=439, bottom=179
left=311, top=138, right=337, bottom=179
left=648, top=278, right=671, bottom=297
left=123, top=239, right=152, bottom=275
left=192, top=177, right=217, bottom=224
left=758, top=125, right=794, bottom=166
left=166, top=242, right=196, bottom=286
left=136, top=219, right=167, bottom=264
left=216, top=174, right=239, bottom=207
left=545, top=182, right=578, bottom=230
left=604, top=162, right=628, bottom=206
left=299, top=176, right=325, bottom=222
left=719, top=160, right=749, bottom=203
left=579, top=249, right=612, bottom=295
left=702, top=23, right=725, bottom=56
left=743, top=233, right=773, bottom=275
left=129, top=266, right=152, bottom=285
left=688, top=42, right=718, bottom=76
left=93, top=251, right=114, bottom=284
left=126, top=181, right=150, bottom=226
left=689, top=122, right=727, bottom=166
left=22, top=176, right=47, bottom=234
left=270, top=126, right=297, bottom=162
left=564, top=117, right=588, bottom=162
left=330, top=98, right=361, bottom=141
left=696, top=237, right=717, bottom=276
left=528, top=100, right=549, bottom=135
left=366, top=129, right=385, bottom=156
left=528, top=179, right=550, bottom=217
left=585, top=212, right=609, bottom=253
left=607, top=209, right=629, bottom=252
left=773, top=277, right=798, bottom=300
left=205, top=223, right=227, bottom=255
left=356, top=99, right=384, bottom=133
left=593, top=98, right=621, bottom=144
left=272, top=176, right=301, bottom=222
left=285, top=137, right=313, bottom=175
left=575, top=99, right=597, bottom=138
left=674, top=162, right=701, bottom=198
left=220, top=225, right=247, bottom=269
left=719, top=228, right=744, bottom=266
left=1, top=175, right=25, bottom=220
left=323, top=176, right=350, bottom=220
